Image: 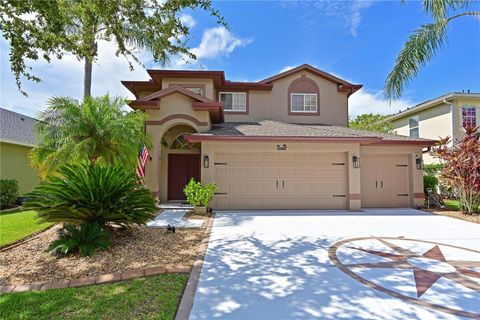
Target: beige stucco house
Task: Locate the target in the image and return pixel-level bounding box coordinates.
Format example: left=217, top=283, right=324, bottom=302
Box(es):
left=123, top=64, right=434, bottom=210
left=388, top=92, right=480, bottom=164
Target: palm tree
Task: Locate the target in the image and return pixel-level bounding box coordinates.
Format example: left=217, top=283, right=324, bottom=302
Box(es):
left=30, top=95, right=147, bottom=179
left=385, top=1, right=479, bottom=100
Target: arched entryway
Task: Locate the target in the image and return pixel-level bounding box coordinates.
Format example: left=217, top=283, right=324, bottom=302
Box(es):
left=159, top=125, right=201, bottom=201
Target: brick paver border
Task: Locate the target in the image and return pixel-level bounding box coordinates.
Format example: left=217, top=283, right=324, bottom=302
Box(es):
left=0, top=216, right=213, bottom=293
left=175, top=214, right=215, bottom=320
left=0, top=265, right=191, bottom=293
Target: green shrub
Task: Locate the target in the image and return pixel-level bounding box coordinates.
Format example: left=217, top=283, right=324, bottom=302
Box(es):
left=423, top=163, right=443, bottom=176
left=183, top=178, right=217, bottom=207
left=49, top=223, right=109, bottom=257
left=424, top=175, right=438, bottom=195
left=24, top=164, right=157, bottom=227
left=0, top=179, right=19, bottom=209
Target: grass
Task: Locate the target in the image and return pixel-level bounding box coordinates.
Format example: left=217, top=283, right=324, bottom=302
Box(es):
left=0, top=273, right=188, bottom=320
left=0, top=210, right=52, bottom=246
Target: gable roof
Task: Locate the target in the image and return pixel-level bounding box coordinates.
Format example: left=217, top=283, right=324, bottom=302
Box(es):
left=260, top=64, right=362, bottom=96
left=128, top=85, right=224, bottom=123
left=185, top=120, right=435, bottom=145
left=387, top=92, right=480, bottom=122
left=0, top=108, right=38, bottom=146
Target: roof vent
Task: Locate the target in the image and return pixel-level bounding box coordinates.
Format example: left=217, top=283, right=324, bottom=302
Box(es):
left=20, top=117, right=25, bottom=121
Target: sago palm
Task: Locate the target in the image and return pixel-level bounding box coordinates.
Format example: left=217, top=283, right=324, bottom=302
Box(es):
left=30, top=95, right=148, bottom=179
left=385, top=0, right=480, bottom=100
left=24, top=164, right=157, bottom=227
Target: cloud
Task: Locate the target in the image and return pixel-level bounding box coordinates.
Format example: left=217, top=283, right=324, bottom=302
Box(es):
left=349, top=89, right=412, bottom=117
left=283, top=0, right=374, bottom=37
left=278, top=65, right=296, bottom=73
left=172, top=27, right=252, bottom=67
left=180, top=14, right=196, bottom=28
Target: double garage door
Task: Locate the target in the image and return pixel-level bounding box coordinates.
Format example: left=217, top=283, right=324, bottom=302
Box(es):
left=212, top=152, right=347, bottom=210
left=211, top=151, right=412, bottom=210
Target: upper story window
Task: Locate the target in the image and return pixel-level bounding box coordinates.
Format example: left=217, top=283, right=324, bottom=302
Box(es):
left=409, top=116, right=419, bottom=138
left=220, top=92, right=247, bottom=112
left=462, top=106, right=477, bottom=128
left=291, top=93, right=318, bottom=113
left=187, top=87, right=204, bottom=96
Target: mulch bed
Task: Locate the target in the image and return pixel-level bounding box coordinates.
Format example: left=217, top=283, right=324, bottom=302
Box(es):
left=0, top=216, right=207, bottom=286
left=423, top=208, right=480, bottom=224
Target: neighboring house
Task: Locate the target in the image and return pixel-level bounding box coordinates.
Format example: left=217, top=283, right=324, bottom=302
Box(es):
left=0, top=108, right=40, bottom=195
left=388, top=92, right=480, bottom=164
left=123, top=64, right=434, bottom=210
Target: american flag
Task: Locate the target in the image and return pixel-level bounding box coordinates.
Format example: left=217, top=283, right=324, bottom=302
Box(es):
left=136, top=145, right=149, bottom=183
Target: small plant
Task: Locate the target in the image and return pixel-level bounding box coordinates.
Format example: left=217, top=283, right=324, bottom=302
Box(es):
left=49, top=222, right=110, bottom=257
left=423, top=175, right=438, bottom=196
left=0, top=179, right=19, bottom=209
left=24, top=164, right=157, bottom=227
left=183, top=178, right=217, bottom=207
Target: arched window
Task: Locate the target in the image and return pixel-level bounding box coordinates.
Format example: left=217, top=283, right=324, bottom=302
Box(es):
left=287, top=74, right=320, bottom=115
left=170, top=133, right=190, bottom=149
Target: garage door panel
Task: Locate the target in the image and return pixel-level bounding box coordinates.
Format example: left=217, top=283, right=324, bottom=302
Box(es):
left=361, top=154, right=410, bottom=208
left=213, top=152, right=347, bottom=210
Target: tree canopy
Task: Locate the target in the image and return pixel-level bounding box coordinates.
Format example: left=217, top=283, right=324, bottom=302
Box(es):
left=349, top=113, right=396, bottom=134
left=0, top=0, right=225, bottom=97
left=385, top=0, right=479, bottom=100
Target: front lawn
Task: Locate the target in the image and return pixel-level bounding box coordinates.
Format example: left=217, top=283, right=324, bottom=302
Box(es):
left=0, top=273, right=187, bottom=320
left=0, top=211, right=52, bottom=246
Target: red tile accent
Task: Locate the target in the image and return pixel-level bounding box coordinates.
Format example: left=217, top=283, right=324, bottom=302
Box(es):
left=144, top=266, right=167, bottom=276
left=166, top=265, right=191, bottom=273
left=121, top=269, right=145, bottom=280
left=41, top=280, right=71, bottom=290
left=70, top=277, right=96, bottom=288
left=95, top=273, right=121, bottom=284
left=146, top=115, right=209, bottom=127
left=349, top=194, right=361, bottom=200
left=0, top=285, right=15, bottom=293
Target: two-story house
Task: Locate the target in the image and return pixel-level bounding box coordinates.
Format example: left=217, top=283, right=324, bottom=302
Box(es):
left=388, top=92, right=480, bottom=164
left=123, top=64, right=434, bottom=210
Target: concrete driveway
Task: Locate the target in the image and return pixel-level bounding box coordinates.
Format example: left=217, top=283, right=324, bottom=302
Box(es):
left=188, top=209, right=480, bottom=320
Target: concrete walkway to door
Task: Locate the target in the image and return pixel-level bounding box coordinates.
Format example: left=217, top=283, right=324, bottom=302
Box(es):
left=187, top=209, right=480, bottom=320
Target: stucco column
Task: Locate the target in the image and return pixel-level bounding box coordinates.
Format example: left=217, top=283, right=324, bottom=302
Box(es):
left=200, top=141, right=214, bottom=185
left=146, top=125, right=161, bottom=199
left=409, top=153, right=424, bottom=208
left=347, top=146, right=361, bottom=211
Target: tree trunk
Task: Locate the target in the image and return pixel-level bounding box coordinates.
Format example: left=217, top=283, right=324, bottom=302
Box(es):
left=83, top=41, right=97, bottom=99
left=83, top=56, right=92, bottom=99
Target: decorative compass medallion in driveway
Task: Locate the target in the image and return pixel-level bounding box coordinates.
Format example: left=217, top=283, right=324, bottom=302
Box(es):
left=329, top=237, right=480, bottom=319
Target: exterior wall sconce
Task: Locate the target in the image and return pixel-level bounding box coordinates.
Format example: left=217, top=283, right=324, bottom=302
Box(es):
left=276, top=144, right=287, bottom=151
left=416, top=158, right=423, bottom=170
left=352, top=156, right=360, bottom=168
left=203, top=155, right=209, bottom=168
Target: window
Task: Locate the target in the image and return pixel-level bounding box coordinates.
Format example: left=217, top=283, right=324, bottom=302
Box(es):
left=170, top=134, right=189, bottom=150
left=220, top=92, right=247, bottom=112
left=187, top=87, right=204, bottom=96
left=290, top=93, right=317, bottom=112
left=409, top=116, right=419, bottom=138
left=462, top=106, right=477, bottom=128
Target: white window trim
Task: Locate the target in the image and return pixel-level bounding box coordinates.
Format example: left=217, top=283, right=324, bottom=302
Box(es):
left=290, top=93, right=318, bottom=113
left=461, top=105, right=477, bottom=129
left=409, top=115, right=420, bottom=138
left=219, top=92, right=247, bottom=112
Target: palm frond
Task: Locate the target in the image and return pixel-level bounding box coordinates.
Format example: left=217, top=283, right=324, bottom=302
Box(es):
left=385, top=20, right=448, bottom=101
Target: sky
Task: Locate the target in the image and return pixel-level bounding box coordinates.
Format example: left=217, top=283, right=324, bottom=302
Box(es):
left=1, top=0, right=479, bottom=118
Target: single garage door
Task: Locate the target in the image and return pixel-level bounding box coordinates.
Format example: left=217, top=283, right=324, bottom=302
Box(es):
left=361, top=154, right=410, bottom=208
left=212, top=152, right=347, bottom=210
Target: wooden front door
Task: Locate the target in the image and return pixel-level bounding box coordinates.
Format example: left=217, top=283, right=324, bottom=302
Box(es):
left=168, top=154, right=200, bottom=200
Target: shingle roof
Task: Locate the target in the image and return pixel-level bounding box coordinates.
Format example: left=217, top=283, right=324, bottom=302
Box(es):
left=188, top=120, right=435, bottom=145
left=0, top=108, right=38, bottom=146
